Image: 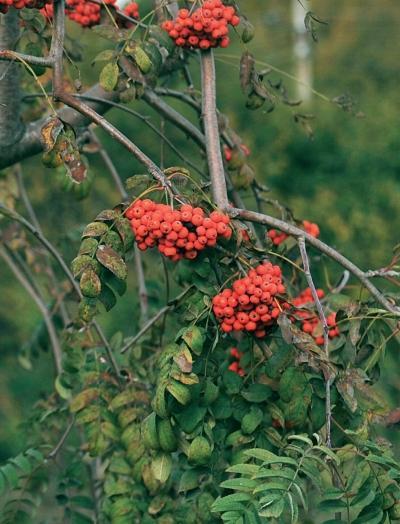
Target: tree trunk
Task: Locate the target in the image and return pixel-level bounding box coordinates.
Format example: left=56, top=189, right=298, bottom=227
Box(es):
left=0, top=9, right=23, bottom=148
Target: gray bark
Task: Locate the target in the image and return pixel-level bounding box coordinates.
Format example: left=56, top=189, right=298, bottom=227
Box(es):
left=0, top=9, right=24, bottom=149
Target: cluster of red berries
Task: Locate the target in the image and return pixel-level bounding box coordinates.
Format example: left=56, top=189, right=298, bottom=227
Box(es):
left=223, top=144, right=250, bottom=163
left=40, top=0, right=139, bottom=28
left=0, top=0, right=50, bottom=13
left=268, top=220, right=320, bottom=246
left=161, top=0, right=240, bottom=50
left=292, top=287, right=340, bottom=345
left=212, top=262, right=288, bottom=338
left=228, top=347, right=245, bottom=376
left=126, top=199, right=232, bottom=262
left=123, top=1, right=139, bottom=19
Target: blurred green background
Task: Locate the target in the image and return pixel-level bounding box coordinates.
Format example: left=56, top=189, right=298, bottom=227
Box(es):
left=1, top=0, right=399, bottom=460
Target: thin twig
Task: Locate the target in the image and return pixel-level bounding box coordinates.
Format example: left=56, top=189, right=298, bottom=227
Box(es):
left=229, top=207, right=400, bottom=316
left=0, top=245, right=62, bottom=374
left=142, top=88, right=205, bottom=148
left=56, top=92, right=174, bottom=192
left=120, top=286, right=193, bottom=354
left=88, top=128, right=128, bottom=200
left=0, top=50, right=53, bottom=67
left=298, top=237, right=331, bottom=447
left=200, top=50, right=229, bottom=209
left=120, top=305, right=169, bottom=354
left=365, top=268, right=400, bottom=278
left=63, top=94, right=204, bottom=176
left=0, top=203, right=121, bottom=377
left=134, top=244, right=149, bottom=323
left=47, top=417, right=75, bottom=460
left=15, top=165, right=70, bottom=325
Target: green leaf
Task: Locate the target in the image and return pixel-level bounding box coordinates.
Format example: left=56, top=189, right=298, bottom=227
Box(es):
left=79, top=237, right=99, bottom=257
left=92, top=49, right=115, bottom=64
left=151, top=453, right=172, bottom=484
left=188, top=436, right=212, bottom=466
left=80, top=268, right=101, bottom=298
left=174, top=405, right=206, bottom=434
left=152, top=381, right=168, bottom=418
left=179, top=326, right=204, bottom=355
left=70, top=388, right=99, bottom=413
left=1, top=463, right=19, bottom=489
left=220, top=478, right=258, bottom=492
left=223, top=370, right=243, bottom=395
left=254, top=480, right=290, bottom=493
left=131, top=45, right=152, bottom=74
left=25, top=449, right=44, bottom=463
left=258, top=495, right=285, bottom=518
left=71, top=254, right=100, bottom=278
left=98, top=283, right=117, bottom=311
left=10, top=454, right=32, bottom=474
left=241, top=384, right=272, bottom=403
left=99, top=62, right=119, bottom=92
left=178, top=469, right=200, bottom=492
left=244, top=449, right=297, bottom=467
left=212, top=494, right=252, bottom=513
left=166, top=380, right=191, bottom=405
left=226, top=464, right=260, bottom=476
left=82, top=221, right=109, bottom=238
left=96, top=245, right=127, bottom=280
left=241, top=407, right=263, bottom=434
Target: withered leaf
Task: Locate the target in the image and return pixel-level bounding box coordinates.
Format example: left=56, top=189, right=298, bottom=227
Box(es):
left=41, top=117, right=64, bottom=152
left=240, top=51, right=255, bottom=94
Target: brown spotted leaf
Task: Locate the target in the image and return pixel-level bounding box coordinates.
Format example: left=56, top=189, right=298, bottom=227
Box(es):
left=82, top=222, right=109, bottom=238
left=96, top=245, right=127, bottom=280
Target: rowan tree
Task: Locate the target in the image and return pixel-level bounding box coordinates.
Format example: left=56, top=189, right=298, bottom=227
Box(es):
left=0, top=1, right=400, bottom=523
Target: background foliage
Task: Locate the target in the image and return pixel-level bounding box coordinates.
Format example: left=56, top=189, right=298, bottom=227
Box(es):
left=0, top=0, right=400, bottom=521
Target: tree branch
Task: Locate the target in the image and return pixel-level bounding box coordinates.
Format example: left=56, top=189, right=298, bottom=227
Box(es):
left=0, top=50, right=54, bottom=67
left=47, top=417, right=75, bottom=460
left=0, top=9, right=24, bottom=148
left=15, top=164, right=70, bottom=326
left=298, top=237, right=332, bottom=447
left=200, top=50, right=229, bottom=209
left=120, top=286, right=193, bottom=354
left=0, top=245, right=62, bottom=374
left=0, top=203, right=121, bottom=377
left=228, top=207, right=400, bottom=316
left=50, top=0, right=65, bottom=95
left=56, top=92, right=173, bottom=191
left=0, top=83, right=119, bottom=170
left=142, top=88, right=205, bottom=148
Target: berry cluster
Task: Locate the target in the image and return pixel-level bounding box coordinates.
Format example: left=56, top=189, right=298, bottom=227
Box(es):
left=212, top=262, right=287, bottom=338
left=228, top=347, right=245, bottom=376
left=292, top=287, right=340, bottom=345
left=41, top=0, right=139, bottom=28
left=126, top=199, right=232, bottom=262
left=267, top=220, right=320, bottom=246
left=0, top=0, right=50, bottom=13
left=123, top=1, right=139, bottom=19
left=223, top=143, right=250, bottom=162
left=161, top=0, right=240, bottom=50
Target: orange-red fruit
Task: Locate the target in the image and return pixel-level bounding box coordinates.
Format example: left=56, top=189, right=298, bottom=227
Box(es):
left=126, top=199, right=232, bottom=262
left=161, top=1, right=239, bottom=50
left=213, top=262, right=287, bottom=338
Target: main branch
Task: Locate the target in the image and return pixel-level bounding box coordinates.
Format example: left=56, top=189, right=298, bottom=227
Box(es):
left=0, top=9, right=23, bottom=148
left=231, top=207, right=400, bottom=316
left=200, top=50, right=229, bottom=209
